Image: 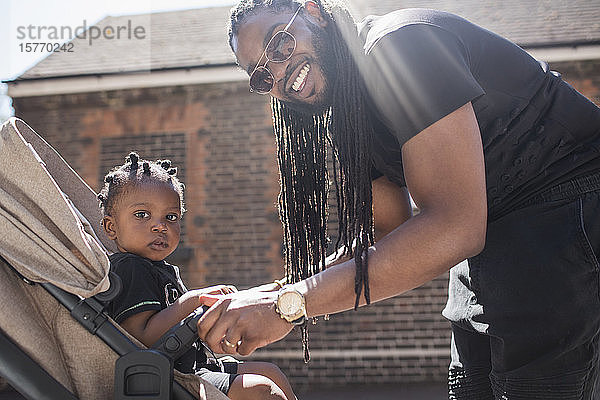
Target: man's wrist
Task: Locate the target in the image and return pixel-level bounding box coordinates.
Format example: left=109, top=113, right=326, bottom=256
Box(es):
left=274, top=286, right=307, bottom=326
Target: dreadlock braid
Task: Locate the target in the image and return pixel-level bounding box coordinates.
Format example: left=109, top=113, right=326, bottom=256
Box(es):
left=272, top=100, right=330, bottom=283
left=271, top=100, right=333, bottom=363
left=325, top=5, right=375, bottom=308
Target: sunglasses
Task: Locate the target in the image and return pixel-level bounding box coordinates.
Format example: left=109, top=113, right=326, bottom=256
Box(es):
left=249, top=5, right=303, bottom=94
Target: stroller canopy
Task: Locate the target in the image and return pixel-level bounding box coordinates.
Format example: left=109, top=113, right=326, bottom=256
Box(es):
left=0, top=118, right=114, bottom=298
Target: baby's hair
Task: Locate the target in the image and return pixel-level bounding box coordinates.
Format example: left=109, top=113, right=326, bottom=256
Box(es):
left=98, top=152, right=185, bottom=216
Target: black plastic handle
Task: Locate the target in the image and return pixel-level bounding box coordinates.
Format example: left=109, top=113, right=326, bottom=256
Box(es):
left=151, top=306, right=208, bottom=362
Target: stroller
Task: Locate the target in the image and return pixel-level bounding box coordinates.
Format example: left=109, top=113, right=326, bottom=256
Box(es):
left=0, top=118, right=229, bottom=400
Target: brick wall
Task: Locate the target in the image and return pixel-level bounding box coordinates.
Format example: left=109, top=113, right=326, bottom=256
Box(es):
left=550, top=59, right=600, bottom=106
left=10, top=57, right=600, bottom=392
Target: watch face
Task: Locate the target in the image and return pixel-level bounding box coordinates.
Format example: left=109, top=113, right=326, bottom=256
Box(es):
left=279, top=291, right=302, bottom=315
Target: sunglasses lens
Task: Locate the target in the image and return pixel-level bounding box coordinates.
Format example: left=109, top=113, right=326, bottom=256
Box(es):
left=249, top=67, right=274, bottom=93
left=266, top=31, right=296, bottom=62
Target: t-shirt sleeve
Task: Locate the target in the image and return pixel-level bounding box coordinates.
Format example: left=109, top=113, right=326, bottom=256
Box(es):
left=371, top=163, right=383, bottom=181
left=363, top=23, right=485, bottom=147
left=108, top=256, right=163, bottom=324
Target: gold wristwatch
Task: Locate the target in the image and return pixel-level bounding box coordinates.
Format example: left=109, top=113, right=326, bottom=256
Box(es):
left=275, top=287, right=307, bottom=326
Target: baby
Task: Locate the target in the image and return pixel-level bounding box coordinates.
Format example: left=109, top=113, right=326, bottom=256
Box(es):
left=98, top=152, right=295, bottom=400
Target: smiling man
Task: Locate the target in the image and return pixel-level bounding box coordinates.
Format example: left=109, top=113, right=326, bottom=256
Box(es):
left=197, top=1, right=600, bottom=398
left=233, top=1, right=338, bottom=114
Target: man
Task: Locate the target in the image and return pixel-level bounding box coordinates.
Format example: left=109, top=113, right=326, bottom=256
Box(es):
left=197, top=1, right=600, bottom=398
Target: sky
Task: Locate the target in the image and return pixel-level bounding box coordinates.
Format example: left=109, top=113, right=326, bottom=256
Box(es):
left=1, top=0, right=237, bottom=120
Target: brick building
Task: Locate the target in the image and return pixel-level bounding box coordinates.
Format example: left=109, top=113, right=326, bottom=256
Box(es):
left=6, top=0, right=600, bottom=394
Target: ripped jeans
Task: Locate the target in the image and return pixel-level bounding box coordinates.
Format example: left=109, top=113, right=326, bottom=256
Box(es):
left=443, top=171, right=600, bottom=399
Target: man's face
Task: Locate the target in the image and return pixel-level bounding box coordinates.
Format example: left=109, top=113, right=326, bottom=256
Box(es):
left=233, top=6, right=336, bottom=114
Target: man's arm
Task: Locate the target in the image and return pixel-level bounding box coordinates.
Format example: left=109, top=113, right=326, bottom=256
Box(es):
left=372, top=176, right=413, bottom=241
left=325, top=176, right=412, bottom=266
left=197, top=102, right=487, bottom=355
left=296, top=101, right=486, bottom=315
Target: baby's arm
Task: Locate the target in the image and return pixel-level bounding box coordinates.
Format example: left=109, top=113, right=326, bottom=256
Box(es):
left=120, top=285, right=236, bottom=347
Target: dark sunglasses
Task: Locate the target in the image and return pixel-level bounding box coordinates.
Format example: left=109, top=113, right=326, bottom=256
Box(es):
left=249, top=5, right=303, bottom=94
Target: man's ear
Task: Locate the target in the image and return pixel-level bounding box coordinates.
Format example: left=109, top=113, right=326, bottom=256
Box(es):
left=102, top=216, right=117, bottom=240
left=304, top=0, right=327, bottom=28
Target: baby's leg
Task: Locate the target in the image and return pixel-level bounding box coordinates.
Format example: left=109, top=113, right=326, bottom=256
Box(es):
left=237, top=361, right=296, bottom=400
left=226, top=372, right=287, bottom=400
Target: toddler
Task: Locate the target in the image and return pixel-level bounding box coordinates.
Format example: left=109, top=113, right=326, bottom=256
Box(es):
left=98, top=152, right=295, bottom=400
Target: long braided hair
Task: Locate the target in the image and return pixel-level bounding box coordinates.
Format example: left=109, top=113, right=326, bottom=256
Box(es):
left=229, top=0, right=375, bottom=309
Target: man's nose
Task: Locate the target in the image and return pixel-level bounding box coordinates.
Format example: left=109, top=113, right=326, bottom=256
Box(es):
left=268, top=61, right=288, bottom=88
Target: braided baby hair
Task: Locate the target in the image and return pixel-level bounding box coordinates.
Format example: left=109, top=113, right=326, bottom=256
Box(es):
left=98, top=152, right=185, bottom=216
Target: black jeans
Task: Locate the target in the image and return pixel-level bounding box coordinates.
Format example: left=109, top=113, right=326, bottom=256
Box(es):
left=444, top=171, right=600, bottom=399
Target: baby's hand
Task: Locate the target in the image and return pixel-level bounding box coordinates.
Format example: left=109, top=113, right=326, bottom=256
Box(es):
left=198, top=293, right=223, bottom=307
left=199, top=285, right=238, bottom=296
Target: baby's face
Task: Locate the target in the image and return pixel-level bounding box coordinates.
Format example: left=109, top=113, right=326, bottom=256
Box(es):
left=103, top=182, right=181, bottom=261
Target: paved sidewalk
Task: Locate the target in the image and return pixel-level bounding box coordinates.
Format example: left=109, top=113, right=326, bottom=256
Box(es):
left=1, top=382, right=447, bottom=399
left=300, top=383, right=447, bottom=399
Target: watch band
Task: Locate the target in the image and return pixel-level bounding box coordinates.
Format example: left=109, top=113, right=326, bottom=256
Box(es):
left=290, top=314, right=306, bottom=326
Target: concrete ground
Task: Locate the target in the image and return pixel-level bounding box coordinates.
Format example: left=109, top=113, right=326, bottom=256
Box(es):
left=1, top=383, right=448, bottom=399
left=300, top=383, right=447, bottom=399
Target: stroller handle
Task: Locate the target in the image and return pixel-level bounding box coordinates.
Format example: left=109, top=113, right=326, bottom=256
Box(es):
left=151, top=307, right=209, bottom=362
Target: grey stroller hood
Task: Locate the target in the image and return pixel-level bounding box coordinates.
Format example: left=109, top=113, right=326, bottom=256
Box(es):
left=0, top=117, right=113, bottom=298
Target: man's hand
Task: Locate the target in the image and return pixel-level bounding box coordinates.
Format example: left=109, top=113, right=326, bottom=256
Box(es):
left=197, top=291, right=294, bottom=356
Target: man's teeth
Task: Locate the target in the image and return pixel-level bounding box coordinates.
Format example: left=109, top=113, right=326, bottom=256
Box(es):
left=292, top=64, right=310, bottom=92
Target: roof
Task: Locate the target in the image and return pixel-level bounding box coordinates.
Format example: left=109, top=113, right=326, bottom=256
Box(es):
left=17, top=7, right=234, bottom=80
left=349, top=0, right=600, bottom=47
left=14, top=0, right=600, bottom=81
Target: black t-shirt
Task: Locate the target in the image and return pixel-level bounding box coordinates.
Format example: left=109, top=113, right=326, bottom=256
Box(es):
left=359, top=9, right=600, bottom=221
left=107, top=252, right=206, bottom=372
